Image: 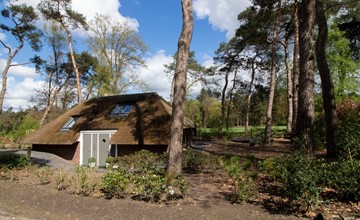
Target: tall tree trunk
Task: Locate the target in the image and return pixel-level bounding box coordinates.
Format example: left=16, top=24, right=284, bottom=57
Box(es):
left=282, top=29, right=293, bottom=134
left=264, top=0, right=281, bottom=144
left=225, top=69, right=238, bottom=130
left=292, top=0, right=300, bottom=133
left=219, top=72, right=229, bottom=133
left=315, top=0, right=338, bottom=158
left=296, top=0, right=316, bottom=155
left=166, top=0, right=193, bottom=185
left=0, top=60, right=11, bottom=113
left=39, top=86, right=62, bottom=127
left=245, top=58, right=256, bottom=134
left=0, top=45, right=23, bottom=113
left=64, top=28, right=82, bottom=104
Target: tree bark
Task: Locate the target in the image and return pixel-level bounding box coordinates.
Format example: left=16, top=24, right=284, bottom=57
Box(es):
left=64, top=28, right=82, bottom=104
left=166, top=0, right=193, bottom=185
left=282, top=27, right=293, bottom=135
left=264, top=0, right=281, bottom=144
left=245, top=57, right=256, bottom=134
left=226, top=69, right=238, bottom=130
left=219, top=71, right=229, bottom=133
left=0, top=45, right=23, bottom=113
left=0, top=59, right=11, bottom=113
left=315, top=0, right=338, bottom=158
left=296, top=0, right=316, bottom=155
left=292, top=0, right=300, bottom=133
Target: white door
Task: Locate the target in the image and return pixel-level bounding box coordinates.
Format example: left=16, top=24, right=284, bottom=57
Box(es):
left=80, top=130, right=116, bottom=166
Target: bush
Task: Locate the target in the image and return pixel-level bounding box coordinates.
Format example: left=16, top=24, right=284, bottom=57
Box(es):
left=55, top=169, right=68, bottom=191
left=336, top=100, right=360, bottom=159
left=106, top=150, right=167, bottom=173
left=35, top=166, right=51, bottom=185
left=182, top=149, right=208, bottom=174
left=132, top=171, right=166, bottom=202
left=101, top=170, right=131, bottom=199
left=263, top=155, right=322, bottom=211
left=261, top=153, right=360, bottom=210
left=101, top=169, right=187, bottom=202
left=331, top=160, right=360, bottom=201
left=0, top=154, right=29, bottom=169
left=313, top=113, right=326, bottom=150
left=223, top=156, right=256, bottom=203
left=71, top=166, right=97, bottom=196
left=101, top=151, right=187, bottom=202
left=319, top=159, right=360, bottom=201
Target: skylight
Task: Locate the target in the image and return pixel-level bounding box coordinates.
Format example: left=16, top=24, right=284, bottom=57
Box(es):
left=110, top=104, right=133, bottom=116
left=62, top=117, right=79, bottom=130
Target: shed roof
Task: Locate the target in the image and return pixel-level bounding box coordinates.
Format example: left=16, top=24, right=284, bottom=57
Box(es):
left=22, top=93, right=195, bottom=145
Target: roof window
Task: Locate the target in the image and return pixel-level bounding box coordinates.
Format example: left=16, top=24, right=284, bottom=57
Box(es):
left=62, top=116, right=79, bottom=130
left=110, top=104, right=133, bottom=116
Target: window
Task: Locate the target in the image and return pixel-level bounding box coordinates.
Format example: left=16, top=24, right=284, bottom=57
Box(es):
left=110, top=104, right=133, bottom=116
left=62, top=116, right=79, bottom=130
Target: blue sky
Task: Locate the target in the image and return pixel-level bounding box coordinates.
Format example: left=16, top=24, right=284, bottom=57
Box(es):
left=0, top=0, right=250, bottom=111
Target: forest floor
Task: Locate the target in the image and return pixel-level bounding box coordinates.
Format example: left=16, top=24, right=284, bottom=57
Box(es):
left=0, top=138, right=359, bottom=220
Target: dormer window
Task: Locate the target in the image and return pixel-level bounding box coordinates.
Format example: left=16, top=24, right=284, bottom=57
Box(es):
left=62, top=116, right=79, bottom=130
left=110, top=103, right=133, bottom=116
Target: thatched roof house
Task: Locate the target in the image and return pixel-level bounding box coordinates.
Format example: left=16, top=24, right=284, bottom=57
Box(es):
left=22, top=93, right=195, bottom=166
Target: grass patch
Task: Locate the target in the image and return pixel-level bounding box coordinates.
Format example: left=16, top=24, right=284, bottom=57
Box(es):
left=198, top=126, right=286, bottom=139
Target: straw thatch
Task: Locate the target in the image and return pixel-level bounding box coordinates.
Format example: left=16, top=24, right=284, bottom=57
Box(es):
left=22, top=93, right=195, bottom=146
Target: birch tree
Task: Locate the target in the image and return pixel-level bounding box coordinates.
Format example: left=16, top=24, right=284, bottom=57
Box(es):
left=88, top=14, right=147, bottom=95
left=0, top=4, right=42, bottom=112
left=36, top=23, right=69, bottom=126
left=264, top=0, right=281, bottom=144
left=38, top=0, right=87, bottom=104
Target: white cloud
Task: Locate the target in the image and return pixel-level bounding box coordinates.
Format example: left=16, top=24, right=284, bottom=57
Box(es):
left=133, top=51, right=216, bottom=101
left=193, top=0, right=251, bottom=39
left=0, top=59, right=37, bottom=77
left=135, top=50, right=173, bottom=100
left=0, top=33, right=6, bottom=41
left=72, top=0, right=139, bottom=31
left=201, top=54, right=214, bottom=68
left=5, top=0, right=139, bottom=37
left=2, top=77, right=44, bottom=111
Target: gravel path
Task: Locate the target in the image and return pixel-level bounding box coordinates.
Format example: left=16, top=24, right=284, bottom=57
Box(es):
left=0, top=149, right=75, bottom=171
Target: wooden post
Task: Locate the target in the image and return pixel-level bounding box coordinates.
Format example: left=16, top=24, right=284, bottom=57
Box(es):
left=26, top=146, right=32, bottom=160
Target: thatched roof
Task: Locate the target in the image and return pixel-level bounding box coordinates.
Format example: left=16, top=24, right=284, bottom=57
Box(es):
left=22, top=93, right=195, bottom=145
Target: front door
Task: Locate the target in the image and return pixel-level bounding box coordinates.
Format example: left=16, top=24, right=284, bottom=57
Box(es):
left=80, top=131, right=116, bottom=166
left=98, top=133, right=110, bottom=166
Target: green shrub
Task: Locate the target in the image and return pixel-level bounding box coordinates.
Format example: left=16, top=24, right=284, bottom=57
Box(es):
left=182, top=149, right=222, bottom=174
left=313, top=113, right=326, bottom=150
left=108, top=150, right=167, bottom=174
left=261, top=153, right=360, bottom=209
left=248, top=127, right=265, bottom=141
left=101, top=170, right=131, bottom=199
left=132, top=171, right=166, bottom=202
left=101, top=151, right=187, bottom=202
left=331, top=160, right=360, bottom=201
left=182, top=149, right=208, bottom=174
left=55, top=169, right=68, bottom=191
left=71, top=166, right=97, bottom=196
left=223, top=156, right=256, bottom=203
left=35, top=166, right=51, bottom=185
left=265, top=155, right=322, bottom=211
left=0, top=154, right=29, bottom=169
left=336, top=100, right=360, bottom=160
left=101, top=169, right=187, bottom=202
left=319, top=159, right=360, bottom=201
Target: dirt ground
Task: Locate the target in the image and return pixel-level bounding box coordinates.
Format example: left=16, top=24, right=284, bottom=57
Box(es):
left=0, top=139, right=356, bottom=220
